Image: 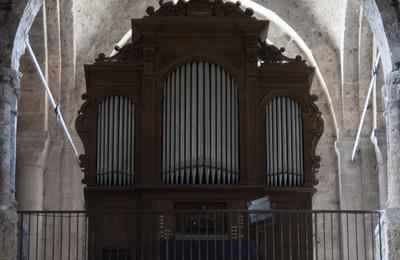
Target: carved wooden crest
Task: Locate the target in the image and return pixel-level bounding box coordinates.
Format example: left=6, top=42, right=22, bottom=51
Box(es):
left=257, top=41, right=306, bottom=64
left=93, top=35, right=308, bottom=66
left=95, top=43, right=143, bottom=64
left=146, top=0, right=254, bottom=17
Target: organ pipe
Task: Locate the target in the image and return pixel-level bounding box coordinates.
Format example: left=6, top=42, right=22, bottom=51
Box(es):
left=162, top=62, right=239, bottom=184
left=96, top=96, right=135, bottom=186
left=266, top=96, right=304, bottom=187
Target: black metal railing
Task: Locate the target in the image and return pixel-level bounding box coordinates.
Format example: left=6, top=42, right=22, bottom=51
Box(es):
left=17, top=210, right=383, bottom=260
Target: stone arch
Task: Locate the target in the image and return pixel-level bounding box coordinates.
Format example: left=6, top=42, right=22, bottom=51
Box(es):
left=363, top=0, right=400, bottom=76
left=0, top=0, right=43, bottom=69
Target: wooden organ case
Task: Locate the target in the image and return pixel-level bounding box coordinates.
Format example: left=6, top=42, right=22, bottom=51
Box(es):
left=75, top=0, right=323, bottom=259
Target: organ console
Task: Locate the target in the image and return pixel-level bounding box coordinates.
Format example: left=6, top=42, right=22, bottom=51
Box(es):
left=75, top=0, right=324, bottom=258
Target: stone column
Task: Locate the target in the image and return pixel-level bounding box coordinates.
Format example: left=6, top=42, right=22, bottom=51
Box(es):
left=16, top=132, right=49, bottom=210
left=335, top=135, right=380, bottom=259
left=0, top=66, right=20, bottom=260
left=335, top=138, right=363, bottom=210
left=371, top=129, right=388, bottom=209
left=383, top=70, right=400, bottom=208
left=382, top=70, right=400, bottom=259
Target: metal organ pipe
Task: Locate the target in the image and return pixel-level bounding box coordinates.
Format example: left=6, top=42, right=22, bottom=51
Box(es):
left=96, top=96, right=135, bottom=186
left=162, top=62, right=239, bottom=184
left=266, top=97, right=304, bottom=187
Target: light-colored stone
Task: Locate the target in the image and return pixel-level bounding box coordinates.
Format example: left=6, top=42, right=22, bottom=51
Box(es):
left=0, top=66, right=20, bottom=260
left=382, top=208, right=400, bottom=260
left=363, top=0, right=400, bottom=75
left=16, top=132, right=49, bottom=210
left=0, top=207, right=18, bottom=260
left=381, top=70, right=400, bottom=259
left=371, top=128, right=388, bottom=208
left=383, top=70, right=400, bottom=209
left=0, top=67, right=20, bottom=207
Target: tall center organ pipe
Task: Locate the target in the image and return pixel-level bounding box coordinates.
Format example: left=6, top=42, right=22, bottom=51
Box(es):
left=96, top=96, right=135, bottom=186
left=265, top=96, right=304, bottom=187
left=162, top=62, right=239, bottom=184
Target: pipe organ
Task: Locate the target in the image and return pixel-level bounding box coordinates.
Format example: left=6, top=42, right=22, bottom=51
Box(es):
left=75, top=0, right=323, bottom=258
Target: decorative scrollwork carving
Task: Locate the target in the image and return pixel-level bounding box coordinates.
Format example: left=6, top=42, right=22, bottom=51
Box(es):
left=146, top=0, right=254, bottom=18
left=76, top=93, right=90, bottom=133
left=78, top=93, right=89, bottom=114
left=308, top=94, right=323, bottom=186
left=75, top=114, right=89, bottom=133
left=79, top=154, right=89, bottom=184
left=311, top=156, right=320, bottom=186
left=257, top=41, right=305, bottom=64
left=95, top=43, right=143, bottom=64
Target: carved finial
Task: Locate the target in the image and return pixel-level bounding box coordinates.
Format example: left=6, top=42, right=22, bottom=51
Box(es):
left=79, top=154, right=89, bottom=184
left=159, top=0, right=164, bottom=5
left=114, top=45, right=120, bottom=52
left=79, top=154, right=86, bottom=163
left=311, top=94, right=318, bottom=102
left=280, top=47, right=285, bottom=53
left=245, top=8, right=254, bottom=16
left=81, top=93, right=88, bottom=100
left=236, top=1, right=241, bottom=6
left=295, top=55, right=302, bottom=61
left=146, top=6, right=155, bottom=15
left=97, top=53, right=106, bottom=60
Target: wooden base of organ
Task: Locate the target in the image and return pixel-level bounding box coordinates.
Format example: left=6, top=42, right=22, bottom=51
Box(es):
left=85, top=186, right=315, bottom=259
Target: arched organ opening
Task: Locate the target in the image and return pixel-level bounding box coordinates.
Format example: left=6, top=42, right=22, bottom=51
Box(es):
left=162, top=62, right=239, bottom=184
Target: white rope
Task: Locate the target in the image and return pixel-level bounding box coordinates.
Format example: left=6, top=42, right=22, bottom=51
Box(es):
left=109, top=29, right=132, bottom=57
left=351, top=52, right=381, bottom=161
left=25, top=39, right=81, bottom=163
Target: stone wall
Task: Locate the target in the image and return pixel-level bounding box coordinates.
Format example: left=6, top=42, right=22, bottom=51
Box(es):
left=4, top=0, right=400, bottom=258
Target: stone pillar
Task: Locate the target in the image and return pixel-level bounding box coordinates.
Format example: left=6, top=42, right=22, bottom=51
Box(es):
left=371, top=129, right=388, bottom=209
left=383, top=70, right=400, bottom=208
left=335, top=138, right=364, bottom=259
left=335, top=138, right=363, bottom=210
left=336, top=137, right=380, bottom=259
left=16, top=132, right=49, bottom=210
left=0, top=66, right=20, bottom=260
left=382, top=70, right=400, bottom=259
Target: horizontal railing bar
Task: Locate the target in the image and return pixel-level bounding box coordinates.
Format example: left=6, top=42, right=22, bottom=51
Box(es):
left=17, top=209, right=384, bottom=214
